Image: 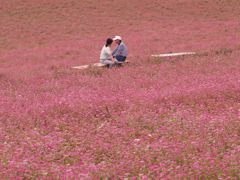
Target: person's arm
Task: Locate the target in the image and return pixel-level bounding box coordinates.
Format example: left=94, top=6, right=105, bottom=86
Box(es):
left=111, top=55, right=115, bottom=62
left=117, top=44, right=124, bottom=56
left=112, top=46, right=118, bottom=57
left=108, top=48, right=115, bottom=62
left=110, top=52, right=115, bottom=62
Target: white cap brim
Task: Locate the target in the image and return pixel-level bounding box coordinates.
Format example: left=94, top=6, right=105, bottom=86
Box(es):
left=113, top=36, right=122, bottom=41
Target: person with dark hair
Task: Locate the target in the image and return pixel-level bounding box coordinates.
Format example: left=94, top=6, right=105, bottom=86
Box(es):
left=112, top=35, right=128, bottom=62
left=100, top=38, right=115, bottom=68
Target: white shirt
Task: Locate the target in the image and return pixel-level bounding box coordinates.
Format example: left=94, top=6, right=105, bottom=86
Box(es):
left=100, top=45, right=112, bottom=61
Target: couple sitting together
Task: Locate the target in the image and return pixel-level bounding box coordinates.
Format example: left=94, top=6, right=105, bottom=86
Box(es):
left=100, top=35, right=128, bottom=68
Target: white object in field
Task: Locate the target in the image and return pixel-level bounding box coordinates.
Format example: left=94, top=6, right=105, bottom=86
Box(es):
left=72, top=60, right=130, bottom=70
left=72, top=63, right=107, bottom=70
left=72, top=65, right=90, bottom=70
left=97, top=121, right=108, bottom=131
left=93, top=63, right=106, bottom=67
left=151, top=52, right=196, bottom=57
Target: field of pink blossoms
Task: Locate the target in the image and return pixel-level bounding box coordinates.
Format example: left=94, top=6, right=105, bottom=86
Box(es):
left=0, top=0, right=240, bottom=179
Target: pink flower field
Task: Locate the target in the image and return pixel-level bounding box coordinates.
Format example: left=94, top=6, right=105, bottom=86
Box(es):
left=0, top=0, right=239, bottom=179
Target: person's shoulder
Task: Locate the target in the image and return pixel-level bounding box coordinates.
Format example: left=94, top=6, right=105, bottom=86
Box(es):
left=120, top=42, right=127, bottom=48
left=105, top=46, right=110, bottom=50
left=105, top=46, right=111, bottom=52
left=102, top=45, right=109, bottom=50
left=121, top=42, right=127, bottom=46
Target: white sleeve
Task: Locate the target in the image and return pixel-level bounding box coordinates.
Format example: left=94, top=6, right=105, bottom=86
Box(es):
left=107, top=47, right=111, bottom=55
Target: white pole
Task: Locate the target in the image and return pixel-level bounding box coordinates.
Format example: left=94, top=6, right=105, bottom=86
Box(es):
left=151, top=52, right=196, bottom=57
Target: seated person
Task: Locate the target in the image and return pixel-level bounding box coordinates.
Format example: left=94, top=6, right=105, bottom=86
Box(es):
left=100, top=38, right=115, bottom=68
left=112, top=35, right=128, bottom=62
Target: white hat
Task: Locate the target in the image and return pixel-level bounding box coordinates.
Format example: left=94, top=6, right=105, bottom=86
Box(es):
left=113, top=35, right=122, bottom=41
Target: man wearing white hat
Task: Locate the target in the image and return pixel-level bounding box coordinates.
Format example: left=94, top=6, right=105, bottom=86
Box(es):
left=112, top=35, right=128, bottom=62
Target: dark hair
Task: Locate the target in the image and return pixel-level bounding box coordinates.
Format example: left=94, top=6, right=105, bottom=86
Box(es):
left=105, top=38, right=113, bottom=47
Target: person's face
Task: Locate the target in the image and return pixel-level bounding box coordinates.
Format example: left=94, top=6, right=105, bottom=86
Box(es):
left=115, top=40, right=120, bottom=45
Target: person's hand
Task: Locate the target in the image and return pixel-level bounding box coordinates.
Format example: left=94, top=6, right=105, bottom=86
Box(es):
left=111, top=56, right=115, bottom=62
